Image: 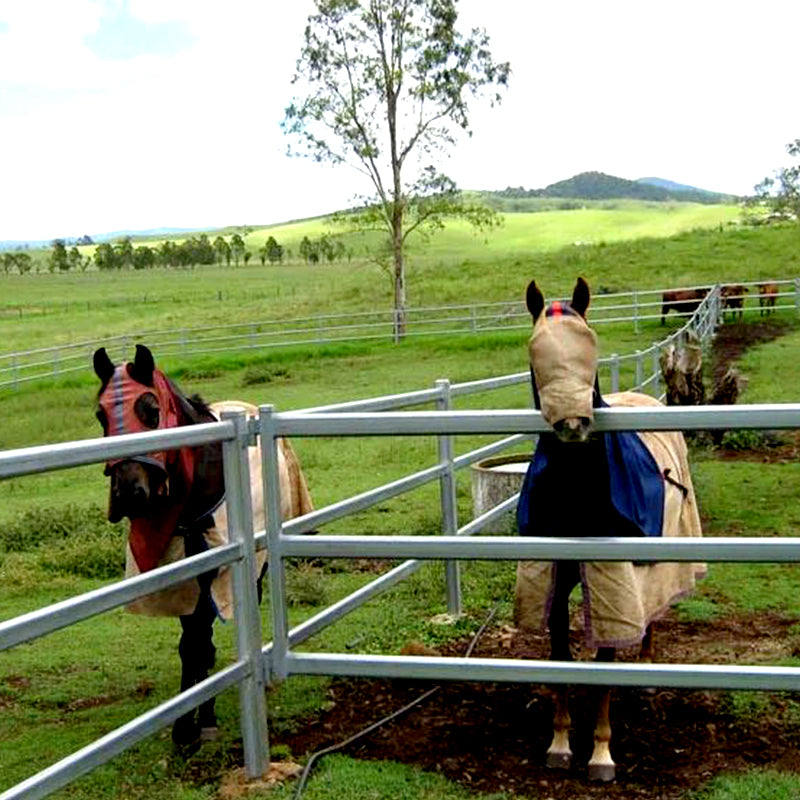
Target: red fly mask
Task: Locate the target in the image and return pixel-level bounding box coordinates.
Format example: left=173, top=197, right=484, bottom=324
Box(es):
left=94, top=345, right=224, bottom=573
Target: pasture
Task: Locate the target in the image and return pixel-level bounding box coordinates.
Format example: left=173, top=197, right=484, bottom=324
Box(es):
left=3, top=216, right=800, bottom=799
left=0, top=201, right=759, bottom=352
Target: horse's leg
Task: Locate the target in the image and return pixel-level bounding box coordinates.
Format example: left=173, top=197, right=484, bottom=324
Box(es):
left=545, top=562, right=577, bottom=770
left=640, top=622, right=655, bottom=662
left=588, top=646, right=616, bottom=782
left=172, top=577, right=218, bottom=745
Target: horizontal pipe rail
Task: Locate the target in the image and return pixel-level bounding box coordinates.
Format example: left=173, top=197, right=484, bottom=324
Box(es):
left=452, top=434, right=530, bottom=471
left=0, top=421, right=233, bottom=478
left=286, top=653, right=800, bottom=692
left=0, top=662, right=247, bottom=800
left=275, top=405, right=800, bottom=437
left=277, top=463, right=447, bottom=538
left=263, top=558, right=425, bottom=659
left=279, top=534, right=800, bottom=562
left=0, top=543, right=240, bottom=651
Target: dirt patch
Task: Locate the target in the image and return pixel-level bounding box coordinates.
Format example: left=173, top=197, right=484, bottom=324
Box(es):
left=279, top=612, right=800, bottom=799
left=710, top=318, right=795, bottom=385
left=267, top=319, right=800, bottom=798
left=706, top=318, right=799, bottom=463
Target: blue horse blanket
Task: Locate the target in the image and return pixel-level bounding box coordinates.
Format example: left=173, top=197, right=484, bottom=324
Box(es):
left=516, top=403, right=665, bottom=539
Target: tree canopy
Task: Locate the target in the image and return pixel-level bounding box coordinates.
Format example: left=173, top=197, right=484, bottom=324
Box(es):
left=283, top=0, right=509, bottom=336
left=754, top=139, right=800, bottom=220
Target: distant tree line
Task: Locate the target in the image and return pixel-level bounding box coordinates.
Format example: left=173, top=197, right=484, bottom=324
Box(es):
left=298, top=234, right=350, bottom=264
left=0, top=231, right=354, bottom=275
left=2, top=251, right=33, bottom=274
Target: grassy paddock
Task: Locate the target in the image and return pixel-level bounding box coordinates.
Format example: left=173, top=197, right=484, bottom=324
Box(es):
left=3, top=220, right=800, bottom=798
left=4, top=203, right=789, bottom=353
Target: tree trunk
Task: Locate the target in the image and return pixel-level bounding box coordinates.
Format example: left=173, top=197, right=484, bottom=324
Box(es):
left=391, top=199, right=406, bottom=342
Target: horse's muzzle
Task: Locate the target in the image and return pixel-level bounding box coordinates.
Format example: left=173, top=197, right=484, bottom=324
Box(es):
left=106, top=460, right=167, bottom=522
left=553, top=417, right=593, bottom=443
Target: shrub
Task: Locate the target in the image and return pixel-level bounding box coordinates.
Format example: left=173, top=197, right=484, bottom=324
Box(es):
left=38, top=527, right=126, bottom=580
left=0, top=504, right=125, bottom=553
left=718, top=429, right=784, bottom=451
left=285, top=563, right=328, bottom=607
left=241, top=366, right=289, bottom=386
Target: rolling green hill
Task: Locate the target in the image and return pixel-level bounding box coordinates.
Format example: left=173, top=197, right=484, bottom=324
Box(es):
left=488, top=171, right=734, bottom=205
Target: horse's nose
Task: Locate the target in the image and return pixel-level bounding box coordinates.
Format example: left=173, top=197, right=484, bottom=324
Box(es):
left=553, top=417, right=592, bottom=443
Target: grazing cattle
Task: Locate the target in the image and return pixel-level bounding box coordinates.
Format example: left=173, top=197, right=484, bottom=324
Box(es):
left=516, top=278, right=704, bottom=781
left=93, top=345, right=314, bottom=748
left=720, top=284, right=749, bottom=321
left=660, top=287, right=709, bottom=325
left=757, top=282, right=778, bottom=315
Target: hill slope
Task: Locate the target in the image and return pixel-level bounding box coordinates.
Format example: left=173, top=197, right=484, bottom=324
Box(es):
left=491, top=171, right=734, bottom=204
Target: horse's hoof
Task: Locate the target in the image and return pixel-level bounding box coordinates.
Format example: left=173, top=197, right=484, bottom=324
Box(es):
left=545, top=751, right=572, bottom=770
left=200, top=726, right=219, bottom=742
left=588, top=763, right=616, bottom=782
left=172, top=719, right=200, bottom=748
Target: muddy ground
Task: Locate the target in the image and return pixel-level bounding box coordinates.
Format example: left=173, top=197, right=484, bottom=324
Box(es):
left=280, top=613, right=800, bottom=799
left=275, top=318, right=800, bottom=799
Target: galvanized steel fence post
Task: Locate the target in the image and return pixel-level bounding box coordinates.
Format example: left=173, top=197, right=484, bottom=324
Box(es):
left=610, top=354, right=620, bottom=393
left=436, top=379, right=461, bottom=617
left=651, top=346, right=660, bottom=397
left=795, top=278, right=800, bottom=317
left=633, top=291, right=640, bottom=334
left=635, top=350, right=643, bottom=390
left=220, top=410, right=269, bottom=778
left=259, top=405, right=290, bottom=684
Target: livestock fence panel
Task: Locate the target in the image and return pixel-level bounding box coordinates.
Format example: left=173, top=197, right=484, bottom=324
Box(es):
left=3, top=292, right=800, bottom=797
left=1, top=279, right=797, bottom=391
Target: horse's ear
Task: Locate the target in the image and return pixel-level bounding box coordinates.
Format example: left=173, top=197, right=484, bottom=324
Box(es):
left=129, top=344, right=155, bottom=386
left=526, top=280, right=545, bottom=323
left=93, top=348, right=115, bottom=385
left=571, top=277, right=591, bottom=318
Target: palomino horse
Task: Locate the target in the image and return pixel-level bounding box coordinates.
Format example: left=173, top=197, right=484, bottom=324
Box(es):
left=515, top=278, right=704, bottom=781
left=93, top=345, right=314, bottom=747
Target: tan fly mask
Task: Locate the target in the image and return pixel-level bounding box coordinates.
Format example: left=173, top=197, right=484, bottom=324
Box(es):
left=526, top=277, right=598, bottom=442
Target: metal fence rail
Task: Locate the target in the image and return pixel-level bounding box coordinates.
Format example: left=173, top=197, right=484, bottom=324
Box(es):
left=4, top=297, right=800, bottom=797
left=2, top=279, right=797, bottom=391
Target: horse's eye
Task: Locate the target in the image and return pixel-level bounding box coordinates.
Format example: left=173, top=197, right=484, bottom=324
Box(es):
left=134, top=393, right=160, bottom=429
left=96, top=407, right=108, bottom=432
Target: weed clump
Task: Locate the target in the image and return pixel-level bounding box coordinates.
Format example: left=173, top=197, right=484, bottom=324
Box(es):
left=241, top=365, right=290, bottom=386
left=0, top=504, right=123, bottom=553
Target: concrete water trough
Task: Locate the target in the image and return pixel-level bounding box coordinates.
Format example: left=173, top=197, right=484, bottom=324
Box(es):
left=470, top=454, right=531, bottom=534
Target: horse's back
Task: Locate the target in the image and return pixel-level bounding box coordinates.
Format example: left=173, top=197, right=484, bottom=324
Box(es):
left=128, top=400, right=314, bottom=620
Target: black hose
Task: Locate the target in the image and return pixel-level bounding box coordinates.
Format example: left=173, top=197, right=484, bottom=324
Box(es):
left=292, top=603, right=500, bottom=800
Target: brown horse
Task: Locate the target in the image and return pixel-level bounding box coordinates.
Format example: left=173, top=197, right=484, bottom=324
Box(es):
left=720, top=284, right=748, bottom=321
left=757, top=282, right=778, bottom=315
left=516, top=278, right=704, bottom=781
left=93, top=344, right=314, bottom=748
left=660, top=287, right=709, bottom=325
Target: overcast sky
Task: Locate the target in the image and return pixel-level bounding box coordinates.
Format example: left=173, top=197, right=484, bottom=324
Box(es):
left=1, top=0, right=798, bottom=242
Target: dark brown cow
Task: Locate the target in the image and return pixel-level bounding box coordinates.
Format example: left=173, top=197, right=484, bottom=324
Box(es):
left=660, top=287, right=709, bottom=325
left=720, top=284, right=749, bottom=321
left=757, top=282, right=778, bottom=315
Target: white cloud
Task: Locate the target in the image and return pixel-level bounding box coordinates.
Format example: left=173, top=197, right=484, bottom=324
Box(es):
left=2, top=0, right=800, bottom=240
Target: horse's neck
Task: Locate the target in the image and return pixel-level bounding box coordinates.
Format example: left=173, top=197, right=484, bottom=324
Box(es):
left=545, top=434, right=611, bottom=508
left=169, top=385, right=225, bottom=528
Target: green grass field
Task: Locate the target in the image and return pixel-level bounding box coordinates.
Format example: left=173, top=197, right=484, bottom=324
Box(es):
left=2, top=209, right=800, bottom=799
left=0, top=201, right=759, bottom=352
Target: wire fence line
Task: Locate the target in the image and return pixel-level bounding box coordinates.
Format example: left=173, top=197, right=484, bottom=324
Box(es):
left=1, top=279, right=798, bottom=392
